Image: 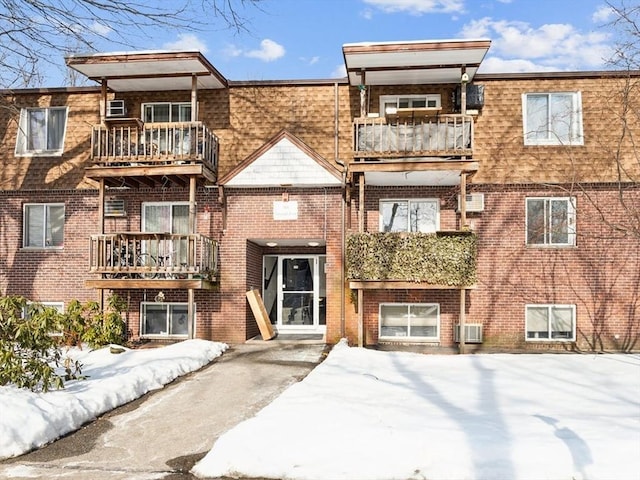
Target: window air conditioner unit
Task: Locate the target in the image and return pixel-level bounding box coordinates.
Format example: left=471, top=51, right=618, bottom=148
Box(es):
left=457, top=193, right=485, bottom=212
left=106, top=100, right=126, bottom=118
left=104, top=199, right=126, bottom=217
left=454, top=324, right=483, bottom=343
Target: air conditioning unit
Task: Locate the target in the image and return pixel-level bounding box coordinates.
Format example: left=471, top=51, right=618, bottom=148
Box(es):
left=104, top=199, right=126, bottom=217
left=106, top=100, right=126, bottom=118
left=457, top=193, right=485, bottom=212
left=454, top=324, right=483, bottom=343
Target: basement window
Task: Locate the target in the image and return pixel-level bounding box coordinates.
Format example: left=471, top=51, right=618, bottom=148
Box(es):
left=141, top=302, right=191, bottom=338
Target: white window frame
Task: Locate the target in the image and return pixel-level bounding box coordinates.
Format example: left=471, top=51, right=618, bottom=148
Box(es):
left=141, top=102, right=192, bottom=123
left=525, top=197, right=576, bottom=247
left=379, top=198, right=440, bottom=233
left=23, top=203, right=65, bottom=249
left=15, top=107, right=69, bottom=156
left=23, top=301, right=65, bottom=336
left=140, top=302, right=193, bottom=338
left=379, top=303, right=440, bottom=341
left=380, top=94, right=441, bottom=115
left=526, top=304, right=576, bottom=341
left=522, top=92, right=583, bottom=146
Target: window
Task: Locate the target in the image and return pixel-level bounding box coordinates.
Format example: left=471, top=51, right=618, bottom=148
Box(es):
left=23, top=203, right=64, bottom=248
left=380, top=94, right=441, bottom=114
left=380, top=303, right=439, bottom=340
left=526, top=304, right=575, bottom=341
left=526, top=197, right=575, bottom=246
left=523, top=92, right=583, bottom=145
left=142, top=202, right=190, bottom=265
left=141, top=302, right=191, bottom=337
left=23, top=301, right=64, bottom=318
left=142, top=102, right=192, bottom=123
left=380, top=199, right=439, bottom=233
left=15, top=107, right=68, bottom=156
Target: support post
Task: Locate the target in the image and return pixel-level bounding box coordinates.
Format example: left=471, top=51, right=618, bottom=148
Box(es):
left=460, top=172, right=468, bottom=229
left=357, top=289, right=364, bottom=347
left=459, top=288, right=466, bottom=354
left=358, top=173, right=365, bottom=233
left=188, top=288, right=195, bottom=339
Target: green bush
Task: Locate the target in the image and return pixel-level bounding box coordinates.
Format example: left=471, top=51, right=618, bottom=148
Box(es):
left=0, top=294, right=126, bottom=392
left=59, top=294, right=126, bottom=349
left=0, top=296, right=81, bottom=392
left=347, top=232, right=477, bottom=286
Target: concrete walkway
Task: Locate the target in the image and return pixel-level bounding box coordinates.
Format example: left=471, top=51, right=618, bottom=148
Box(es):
left=0, top=340, right=328, bottom=480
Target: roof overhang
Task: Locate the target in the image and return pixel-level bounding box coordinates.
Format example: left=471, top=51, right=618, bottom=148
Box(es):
left=65, top=50, right=228, bottom=92
left=343, top=39, right=491, bottom=86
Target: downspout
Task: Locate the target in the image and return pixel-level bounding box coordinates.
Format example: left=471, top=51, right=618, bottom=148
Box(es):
left=334, top=81, right=346, bottom=338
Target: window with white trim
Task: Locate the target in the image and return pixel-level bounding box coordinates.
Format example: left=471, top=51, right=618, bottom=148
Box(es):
left=380, top=94, right=441, bottom=115
left=15, top=107, right=69, bottom=156
left=141, top=302, right=191, bottom=337
left=23, top=203, right=64, bottom=248
left=380, top=303, right=439, bottom=340
left=526, top=197, right=575, bottom=246
left=380, top=199, right=439, bottom=233
left=522, top=92, right=583, bottom=145
left=23, top=302, right=65, bottom=336
left=142, top=102, right=192, bottom=123
left=526, top=304, right=575, bottom=341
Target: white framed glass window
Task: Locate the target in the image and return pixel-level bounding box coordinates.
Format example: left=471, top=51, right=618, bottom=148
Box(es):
left=23, top=301, right=64, bottom=319
left=380, top=303, right=439, bottom=340
left=23, top=203, right=65, bottom=248
left=526, top=304, right=575, bottom=341
left=380, top=94, right=441, bottom=115
left=15, top=107, right=68, bottom=156
left=526, top=197, right=576, bottom=246
left=380, top=199, right=439, bottom=233
left=142, top=202, right=190, bottom=265
left=142, top=102, right=192, bottom=123
left=522, top=92, right=583, bottom=145
left=141, top=302, right=191, bottom=337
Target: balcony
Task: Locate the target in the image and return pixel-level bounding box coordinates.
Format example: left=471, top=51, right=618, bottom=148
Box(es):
left=86, top=121, right=219, bottom=187
left=353, top=113, right=474, bottom=160
left=86, top=232, right=219, bottom=290
left=346, top=231, right=477, bottom=289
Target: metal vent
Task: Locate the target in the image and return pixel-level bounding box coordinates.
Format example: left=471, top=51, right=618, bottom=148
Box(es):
left=105, top=199, right=126, bottom=217
left=457, top=193, right=485, bottom=212
left=454, top=324, right=483, bottom=343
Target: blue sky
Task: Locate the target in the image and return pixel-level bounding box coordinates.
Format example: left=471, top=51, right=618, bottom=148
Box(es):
left=67, top=0, right=622, bottom=84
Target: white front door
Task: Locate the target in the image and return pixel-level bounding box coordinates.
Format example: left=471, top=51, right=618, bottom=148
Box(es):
left=263, top=255, right=326, bottom=332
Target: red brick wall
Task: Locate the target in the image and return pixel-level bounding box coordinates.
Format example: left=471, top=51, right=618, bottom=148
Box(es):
left=346, top=183, right=640, bottom=351
left=218, top=187, right=343, bottom=343
left=0, top=190, right=100, bottom=304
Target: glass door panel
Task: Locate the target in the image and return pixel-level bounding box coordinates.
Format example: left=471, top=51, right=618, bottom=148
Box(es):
left=282, top=258, right=314, bottom=326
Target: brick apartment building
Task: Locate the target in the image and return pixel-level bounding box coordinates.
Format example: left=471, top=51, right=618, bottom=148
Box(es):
left=0, top=39, right=638, bottom=352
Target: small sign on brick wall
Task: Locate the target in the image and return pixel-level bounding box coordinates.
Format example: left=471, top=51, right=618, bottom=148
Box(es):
left=273, top=200, right=298, bottom=220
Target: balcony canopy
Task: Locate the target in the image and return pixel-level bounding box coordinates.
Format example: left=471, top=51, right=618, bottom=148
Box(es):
left=66, top=50, right=228, bottom=91
left=342, top=39, right=491, bottom=86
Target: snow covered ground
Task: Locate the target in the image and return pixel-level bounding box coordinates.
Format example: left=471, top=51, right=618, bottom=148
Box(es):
left=0, top=339, right=227, bottom=460
left=192, top=341, right=640, bottom=480
left=1, top=339, right=639, bottom=480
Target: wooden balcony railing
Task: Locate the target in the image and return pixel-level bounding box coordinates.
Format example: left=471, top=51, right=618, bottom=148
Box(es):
left=89, top=232, right=218, bottom=280
left=91, top=121, right=218, bottom=169
left=354, top=114, right=474, bottom=159
left=347, top=231, right=477, bottom=287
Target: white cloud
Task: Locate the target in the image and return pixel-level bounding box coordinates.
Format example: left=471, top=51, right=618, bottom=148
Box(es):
left=90, top=21, right=112, bottom=36
left=362, top=0, right=465, bottom=14
left=592, top=5, right=615, bottom=23
left=222, top=43, right=243, bottom=58
left=460, top=17, right=613, bottom=71
left=163, top=33, right=208, bottom=53
left=331, top=64, right=347, bottom=78
left=245, top=39, right=285, bottom=62
left=360, top=8, right=374, bottom=20
left=301, top=56, right=320, bottom=66
left=478, top=57, right=558, bottom=73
